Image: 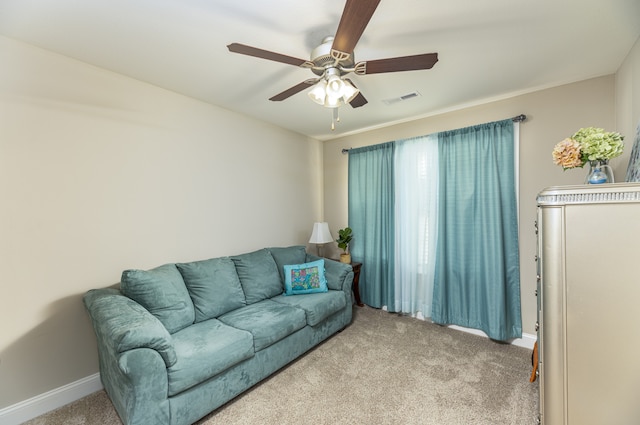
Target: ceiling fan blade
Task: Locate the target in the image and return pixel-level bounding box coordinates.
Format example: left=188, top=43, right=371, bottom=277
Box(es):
left=227, top=43, right=307, bottom=67
left=344, top=78, right=368, bottom=108
left=349, top=92, right=368, bottom=108
left=331, top=0, right=381, bottom=56
left=269, top=80, right=317, bottom=102
left=357, top=53, right=438, bottom=74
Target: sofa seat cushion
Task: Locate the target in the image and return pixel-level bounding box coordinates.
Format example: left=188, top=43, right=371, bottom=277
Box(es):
left=271, top=290, right=347, bottom=326
left=231, top=249, right=283, bottom=305
left=218, top=300, right=306, bottom=352
left=176, top=257, right=246, bottom=322
left=167, top=319, right=254, bottom=396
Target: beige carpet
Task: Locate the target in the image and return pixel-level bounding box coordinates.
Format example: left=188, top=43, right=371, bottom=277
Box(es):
left=25, top=306, right=538, bottom=425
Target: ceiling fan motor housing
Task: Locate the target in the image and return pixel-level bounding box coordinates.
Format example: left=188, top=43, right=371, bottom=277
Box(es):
left=310, top=36, right=354, bottom=76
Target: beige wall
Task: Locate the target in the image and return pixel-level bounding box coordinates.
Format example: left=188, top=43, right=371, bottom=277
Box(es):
left=616, top=35, right=640, bottom=154
left=0, top=36, right=323, bottom=408
left=322, top=75, right=618, bottom=337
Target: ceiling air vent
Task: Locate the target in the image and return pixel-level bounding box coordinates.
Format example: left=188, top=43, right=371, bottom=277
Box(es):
left=382, top=91, right=421, bottom=105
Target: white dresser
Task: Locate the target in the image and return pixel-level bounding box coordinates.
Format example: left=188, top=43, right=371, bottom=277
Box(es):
left=536, top=183, right=640, bottom=424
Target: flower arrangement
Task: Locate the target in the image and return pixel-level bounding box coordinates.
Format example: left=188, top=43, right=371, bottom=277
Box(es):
left=552, top=127, right=624, bottom=170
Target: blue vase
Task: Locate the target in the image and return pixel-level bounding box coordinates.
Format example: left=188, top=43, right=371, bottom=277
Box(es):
left=585, top=160, right=614, bottom=184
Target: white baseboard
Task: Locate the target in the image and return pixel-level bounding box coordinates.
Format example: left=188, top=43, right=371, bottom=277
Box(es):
left=0, top=373, right=103, bottom=425
left=380, top=306, right=537, bottom=350
left=448, top=324, right=537, bottom=349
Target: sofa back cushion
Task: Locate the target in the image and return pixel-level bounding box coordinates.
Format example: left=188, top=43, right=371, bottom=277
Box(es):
left=231, top=249, right=283, bottom=304
left=177, top=257, right=246, bottom=322
left=268, top=245, right=307, bottom=283
left=121, top=264, right=195, bottom=334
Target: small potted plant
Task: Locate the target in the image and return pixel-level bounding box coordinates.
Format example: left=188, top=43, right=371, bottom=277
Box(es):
left=336, top=227, right=353, bottom=264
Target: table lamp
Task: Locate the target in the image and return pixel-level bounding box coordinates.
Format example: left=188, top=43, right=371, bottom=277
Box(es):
left=308, top=222, right=333, bottom=257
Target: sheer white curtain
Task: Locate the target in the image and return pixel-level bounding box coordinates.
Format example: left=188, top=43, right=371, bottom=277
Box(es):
left=393, top=135, right=439, bottom=318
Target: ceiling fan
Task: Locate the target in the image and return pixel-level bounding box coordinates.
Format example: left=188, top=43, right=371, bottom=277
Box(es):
left=227, top=0, right=438, bottom=128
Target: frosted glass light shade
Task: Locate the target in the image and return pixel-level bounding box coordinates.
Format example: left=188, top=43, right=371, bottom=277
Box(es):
left=325, top=94, right=341, bottom=108
left=308, top=81, right=327, bottom=105
left=341, top=82, right=359, bottom=103
left=325, top=75, right=345, bottom=97
left=309, top=222, right=333, bottom=244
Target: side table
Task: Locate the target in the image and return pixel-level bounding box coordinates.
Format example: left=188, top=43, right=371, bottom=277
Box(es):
left=350, top=261, right=364, bottom=307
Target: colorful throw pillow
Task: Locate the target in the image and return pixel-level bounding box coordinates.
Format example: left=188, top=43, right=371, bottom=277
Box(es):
left=283, top=260, right=328, bottom=295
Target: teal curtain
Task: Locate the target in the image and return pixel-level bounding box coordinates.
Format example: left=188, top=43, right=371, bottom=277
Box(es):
left=348, top=142, right=395, bottom=309
left=431, top=119, right=522, bottom=340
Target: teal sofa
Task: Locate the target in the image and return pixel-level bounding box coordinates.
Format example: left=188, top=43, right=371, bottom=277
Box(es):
left=83, top=246, right=354, bottom=425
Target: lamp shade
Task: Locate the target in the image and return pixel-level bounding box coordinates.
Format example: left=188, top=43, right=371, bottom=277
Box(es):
left=309, top=222, right=333, bottom=244
left=308, top=80, right=327, bottom=105
left=325, top=75, right=345, bottom=98
left=341, top=80, right=359, bottom=103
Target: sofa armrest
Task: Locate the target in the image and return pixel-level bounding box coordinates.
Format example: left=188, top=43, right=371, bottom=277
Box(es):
left=306, top=254, right=354, bottom=293
left=84, top=288, right=177, bottom=368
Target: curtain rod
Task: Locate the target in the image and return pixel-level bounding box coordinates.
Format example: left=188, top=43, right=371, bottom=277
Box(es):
left=341, top=114, right=527, bottom=154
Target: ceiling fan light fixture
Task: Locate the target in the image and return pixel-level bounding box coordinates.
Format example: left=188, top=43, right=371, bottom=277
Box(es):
left=308, top=66, right=359, bottom=109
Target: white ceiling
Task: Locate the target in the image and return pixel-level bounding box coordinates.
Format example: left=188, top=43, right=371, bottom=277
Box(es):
left=1, top=0, right=639, bottom=141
